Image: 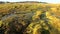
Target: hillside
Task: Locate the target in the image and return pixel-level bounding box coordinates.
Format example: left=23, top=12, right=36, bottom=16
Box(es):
left=0, top=2, right=60, bottom=34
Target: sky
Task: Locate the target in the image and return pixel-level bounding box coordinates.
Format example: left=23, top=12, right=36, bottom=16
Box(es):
left=0, top=0, right=60, bottom=4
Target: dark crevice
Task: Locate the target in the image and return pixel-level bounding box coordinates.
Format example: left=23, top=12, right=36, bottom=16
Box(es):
left=41, top=28, right=50, bottom=34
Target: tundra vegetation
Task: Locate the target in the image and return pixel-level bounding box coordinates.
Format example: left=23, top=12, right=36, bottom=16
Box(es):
left=0, top=2, right=60, bottom=34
